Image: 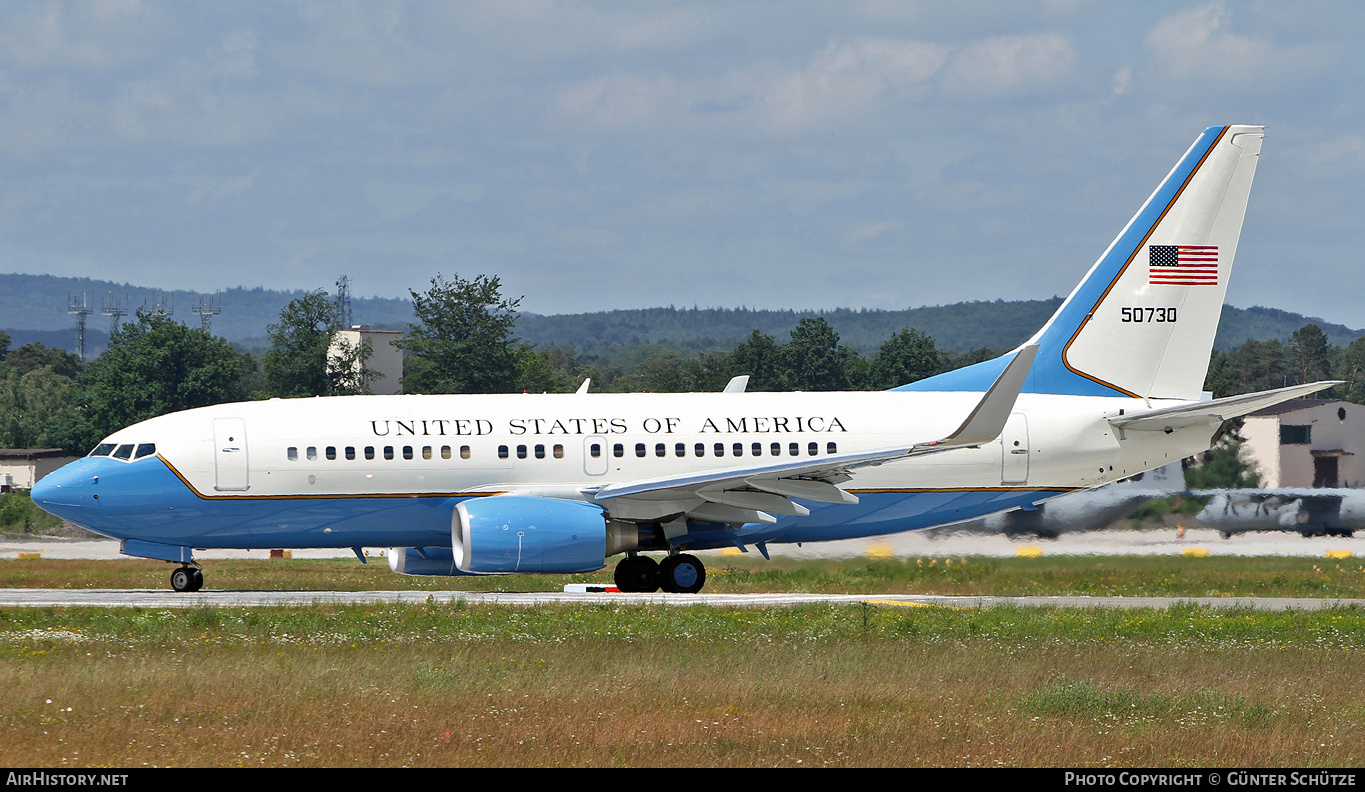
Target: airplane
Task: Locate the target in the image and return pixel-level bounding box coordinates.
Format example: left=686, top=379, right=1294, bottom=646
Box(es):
left=1195, top=489, right=1365, bottom=538
left=31, top=124, right=1338, bottom=594
left=940, top=461, right=1185, bottom=539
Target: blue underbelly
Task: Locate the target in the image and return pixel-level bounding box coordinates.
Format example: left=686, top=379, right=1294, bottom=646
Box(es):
left=43, top=457, right=1059, bottom=552
left=41, top=458, right=455, bottom=549
left=728, top=489, right=1060, bottom=547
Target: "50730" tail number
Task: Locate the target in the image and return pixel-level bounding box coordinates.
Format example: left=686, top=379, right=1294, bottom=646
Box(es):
left=1121, top=307, right=1177, bottom=323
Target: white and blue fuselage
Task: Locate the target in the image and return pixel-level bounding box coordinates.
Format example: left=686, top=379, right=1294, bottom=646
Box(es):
left=33, top=389, right=1204, bottom=553
left=33, top=124, right=1336, bottom=591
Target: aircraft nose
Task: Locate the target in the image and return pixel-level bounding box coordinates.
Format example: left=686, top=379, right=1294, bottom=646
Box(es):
left=30, top=461, right=94, bottom=513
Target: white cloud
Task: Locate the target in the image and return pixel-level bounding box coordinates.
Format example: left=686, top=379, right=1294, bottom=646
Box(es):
left=1140, top=2, right=1334, bottom=91
left=0, top=2, right=1360, bottom=325
left=1285, top=134, right=1365, bottom=177
left=1144, top=3, right=1261, bottom=79
left=760, top=38, right=949, bottom=128
left=940, top=33, right=1075, bottom=97
left=364, top=182, right=487, bottom=220
left=0, top=77, right=97, bottom=153
left=107, top=30, right=341, bottom=147
left=748, top=32, right=1075, bottom=128
left=555, top=74, right=679, bottom=129
left=183, top=169, right=261, bottom=206
left=282, top=1, right=452, bottom=87
left=453, top=0, right=723, bottom=57
left=0, top=0, right=161, bottom=71
left=762, top=177, right=878, bottom=217
left=1112, top=65, right=1132, bottom=96
left=846, top=220, right=902, bottom=247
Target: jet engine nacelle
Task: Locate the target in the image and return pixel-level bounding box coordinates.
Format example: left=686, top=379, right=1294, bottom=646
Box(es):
left=453, top=496, right=608, bottom=574
left=387, top=547, right=482, bottom=577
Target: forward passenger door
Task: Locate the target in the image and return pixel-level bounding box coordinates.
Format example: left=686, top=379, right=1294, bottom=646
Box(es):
left=213, top=418, right=249, bottom=491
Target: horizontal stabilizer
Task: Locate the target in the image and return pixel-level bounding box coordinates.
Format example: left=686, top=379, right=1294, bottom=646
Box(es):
left=1109, top=381, right=1340, bottom=433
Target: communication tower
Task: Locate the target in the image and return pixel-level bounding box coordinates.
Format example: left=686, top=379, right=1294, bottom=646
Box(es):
left=101, top=291, right=129, bottom=335
left=191, top=291, right=222, bottom=332
left=67, top=293, right=95, bottom=361
left=144, top=293, right=174, bottom=316
left=335, top=275, right=353, bottom=329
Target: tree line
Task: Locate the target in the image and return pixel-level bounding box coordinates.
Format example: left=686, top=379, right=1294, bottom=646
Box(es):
left=1206, top=323, right=1365, bottom=404
left=1, top=272, right=1361, bottom=457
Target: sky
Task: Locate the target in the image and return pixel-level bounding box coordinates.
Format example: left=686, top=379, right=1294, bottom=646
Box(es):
left=1, top=1, right=1362, bottom=326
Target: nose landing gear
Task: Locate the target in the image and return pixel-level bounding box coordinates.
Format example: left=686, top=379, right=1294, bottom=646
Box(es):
left=170, top=565, right=204, bottom=592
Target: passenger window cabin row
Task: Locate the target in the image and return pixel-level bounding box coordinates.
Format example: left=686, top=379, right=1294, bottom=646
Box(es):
left=287, top=444, right=474, bottom=462
left=284, top=440, right=841, bottom=462
left=588, top=440, right=838, bottom=459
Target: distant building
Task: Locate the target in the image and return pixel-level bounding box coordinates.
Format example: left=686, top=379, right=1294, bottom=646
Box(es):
left=0, top=449, right=79, bottom=491
left=1241, top=399, right=1365, bottom=488
left=328, top=326, right=404, bottom=396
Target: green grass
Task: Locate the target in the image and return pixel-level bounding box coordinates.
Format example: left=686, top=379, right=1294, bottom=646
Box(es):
left=4, top=553, right=1365, bottom=598
left=1019, top=680, right=1275, bottom=729
left=2, top=602, right=1363, bottom=767
left=3, top=600, right=1364, bottom=649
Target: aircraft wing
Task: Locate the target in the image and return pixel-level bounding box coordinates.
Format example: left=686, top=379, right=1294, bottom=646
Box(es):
left=1109, top=381, right=1341, bottom=434
left=589, top=345, right=1038, bottom=525
left=1192, top=488, right=1299, bottom=498
left=1190, top=488, right=1347, bottom=507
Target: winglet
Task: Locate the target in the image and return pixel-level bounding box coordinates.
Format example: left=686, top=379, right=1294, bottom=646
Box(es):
left=723, top=375, right=749, bottom=394
left=576, top=378, right=591, bottom=394
left=935, top=345, right=1038, bottom=448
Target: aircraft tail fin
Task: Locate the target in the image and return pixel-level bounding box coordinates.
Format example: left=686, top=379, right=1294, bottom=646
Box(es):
left=901, top=125, right=1264, bottom=400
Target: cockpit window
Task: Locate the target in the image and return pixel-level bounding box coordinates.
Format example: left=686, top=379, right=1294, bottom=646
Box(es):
left=89, top=443, right=116, bottom=457
left=111, top=444, right=134, bottom=460
left=134, top=443, right=157, bottom=460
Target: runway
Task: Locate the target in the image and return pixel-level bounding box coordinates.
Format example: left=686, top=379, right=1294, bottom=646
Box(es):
left=5, top=526, right=1365, bottom=561
left=2, top=528, right=1361, bottom=611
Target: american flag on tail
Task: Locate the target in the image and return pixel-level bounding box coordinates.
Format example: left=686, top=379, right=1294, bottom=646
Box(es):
left=1149, top=244, right=1218, bottom=286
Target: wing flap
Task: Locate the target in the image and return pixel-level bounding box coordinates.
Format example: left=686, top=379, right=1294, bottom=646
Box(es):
left=746, top=477, right=859, bottom=505
left=698, top=489, right=810, bottom=516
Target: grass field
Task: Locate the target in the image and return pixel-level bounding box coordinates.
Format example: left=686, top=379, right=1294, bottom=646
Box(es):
left=2, top=556, right=1363, bottom=767
left=1, top=601, right=1363, bottom=767
left=2, top=553, right=1365, bottom=598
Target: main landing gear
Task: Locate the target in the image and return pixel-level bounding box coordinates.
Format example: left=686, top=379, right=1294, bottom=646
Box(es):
left=170, top=565, right=204, bottom=593
left=613, top=552, right=706, bottom=594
